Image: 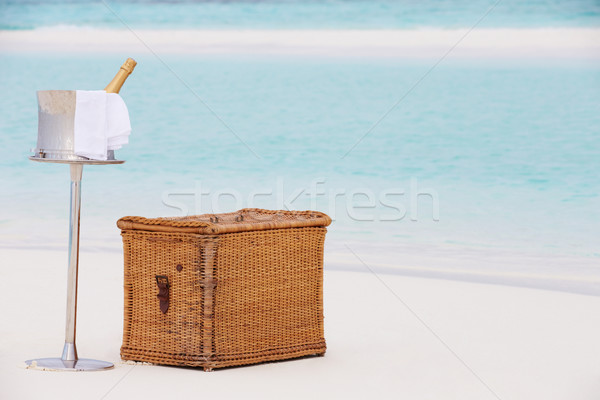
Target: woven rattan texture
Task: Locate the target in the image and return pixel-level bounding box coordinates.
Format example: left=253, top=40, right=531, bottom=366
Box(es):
left=121, top=232, right=207, bottom=364
left=212, top=228, right=326, bottom=365
left=120, top=210, right=328, bottom=370
left=117, top=208, right=332, bottom=235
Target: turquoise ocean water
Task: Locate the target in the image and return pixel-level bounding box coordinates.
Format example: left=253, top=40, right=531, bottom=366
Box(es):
left=1, top=0, right=600, bottom=29
left=1, top=1, right=599, bottom=291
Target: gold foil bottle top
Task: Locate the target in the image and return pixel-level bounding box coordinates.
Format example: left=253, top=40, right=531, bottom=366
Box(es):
left=121, top=58, right=137, bottom=73
left=105, top=58, right=137, bottom=93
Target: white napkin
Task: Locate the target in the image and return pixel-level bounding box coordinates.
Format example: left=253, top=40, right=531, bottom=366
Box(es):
left=74, top=90, right=131, bottom=160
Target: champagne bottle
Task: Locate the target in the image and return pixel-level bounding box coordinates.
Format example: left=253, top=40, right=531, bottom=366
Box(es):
left=104, top=58, right=137, bottom=94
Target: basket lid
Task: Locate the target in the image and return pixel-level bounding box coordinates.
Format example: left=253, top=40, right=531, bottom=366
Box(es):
left=117, top=208, right=331, bottom=234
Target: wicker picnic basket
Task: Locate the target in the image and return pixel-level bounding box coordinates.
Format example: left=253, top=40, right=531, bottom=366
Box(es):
left=117, top=208, right=331, bottom=371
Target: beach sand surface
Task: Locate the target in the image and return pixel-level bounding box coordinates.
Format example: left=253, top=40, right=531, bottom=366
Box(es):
left=1, top=248, right=599, bottom=399
left=1, top=28, right=599, bottom=59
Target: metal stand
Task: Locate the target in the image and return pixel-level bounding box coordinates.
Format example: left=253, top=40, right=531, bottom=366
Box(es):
left=26, top=157, right=124, bottom=371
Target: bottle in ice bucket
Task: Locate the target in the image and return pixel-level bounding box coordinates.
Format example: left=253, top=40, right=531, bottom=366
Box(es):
left=104, top=58, right=137, bottom=94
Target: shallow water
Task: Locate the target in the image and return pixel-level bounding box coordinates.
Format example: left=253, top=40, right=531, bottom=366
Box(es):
left=1, top=53, right=598, bottom=263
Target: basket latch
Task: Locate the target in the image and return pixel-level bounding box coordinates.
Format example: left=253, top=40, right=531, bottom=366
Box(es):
left=155, top=275, right=170, bottom=314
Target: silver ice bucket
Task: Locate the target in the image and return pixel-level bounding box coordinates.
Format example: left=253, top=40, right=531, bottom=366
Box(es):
left=32, top=90, right=115, bottom=161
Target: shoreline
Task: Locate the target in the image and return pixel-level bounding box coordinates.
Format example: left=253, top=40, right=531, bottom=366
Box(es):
left=1, top=28, right=599, bottom=58
left=2, top=241, right=598, bottom=296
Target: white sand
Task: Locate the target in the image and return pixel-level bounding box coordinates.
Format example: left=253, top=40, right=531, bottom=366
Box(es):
left=1, top=248, right=599, bottom=399
left=1, top=28, right=599, bottom=59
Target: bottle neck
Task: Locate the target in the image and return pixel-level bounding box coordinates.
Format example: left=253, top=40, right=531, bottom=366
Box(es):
left=104, top=68, right=130, bottom=94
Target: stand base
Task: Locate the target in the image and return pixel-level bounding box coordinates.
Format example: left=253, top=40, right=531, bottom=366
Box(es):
left=29, top=155, right=125, bottom=165
left=24, top=358, right=114, bottom=371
